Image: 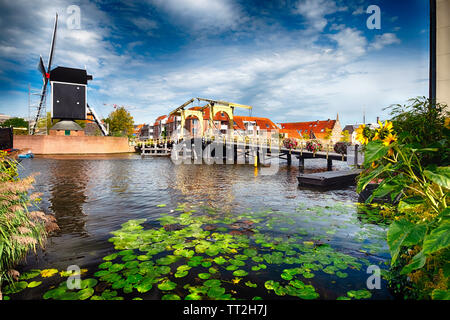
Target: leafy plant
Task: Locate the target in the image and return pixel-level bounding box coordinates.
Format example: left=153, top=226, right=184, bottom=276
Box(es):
left=356, top=98, right=450, bottom=299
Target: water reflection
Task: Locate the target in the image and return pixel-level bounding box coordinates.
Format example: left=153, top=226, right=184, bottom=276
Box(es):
left=48, top=160, right=89, bottom=236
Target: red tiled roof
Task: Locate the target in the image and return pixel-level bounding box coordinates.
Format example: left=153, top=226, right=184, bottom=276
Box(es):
left=279, top=120, right=336, bottom=139
left=233, top=116, right=279, bottom=131
left=154, top=115, right=167, bottom=125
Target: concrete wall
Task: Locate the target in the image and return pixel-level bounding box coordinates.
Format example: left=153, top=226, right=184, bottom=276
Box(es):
left=437, top=0, right=450, bottom=106
left=14, top=135, right=134, bottom=154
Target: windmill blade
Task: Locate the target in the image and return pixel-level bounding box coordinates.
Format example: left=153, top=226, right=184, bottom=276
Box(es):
left=31, top=79, right=49, bottom=135
left=37, top=55, right=46, bottom=78
left=47, top=13, right=58, bottom=72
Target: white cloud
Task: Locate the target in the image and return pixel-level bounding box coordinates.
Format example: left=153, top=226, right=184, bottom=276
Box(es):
left=149, top=0, right=242, bottom=33
left=352, top=6, right=365, bottom=15
left=370, top=33, right=401, bottom=50
left=294, top=0, right=347, bottom=32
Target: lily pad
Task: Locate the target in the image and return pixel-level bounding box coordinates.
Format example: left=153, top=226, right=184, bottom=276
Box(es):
left=158, top=280, right=177, bottom=291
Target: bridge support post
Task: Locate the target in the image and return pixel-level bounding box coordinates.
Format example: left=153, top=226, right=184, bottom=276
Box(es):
left=327, top=158, right=333, bottom=171
left=287, top=151, right=292, bottom=165
left=298, top=156, right=304, bottom=173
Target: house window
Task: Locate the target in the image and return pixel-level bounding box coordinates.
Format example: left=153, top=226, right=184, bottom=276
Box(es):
left=65, top=130, right=70, bottom=136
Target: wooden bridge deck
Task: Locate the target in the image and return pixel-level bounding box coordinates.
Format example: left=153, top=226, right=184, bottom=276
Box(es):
left=297, top=169, right=363, bottom=188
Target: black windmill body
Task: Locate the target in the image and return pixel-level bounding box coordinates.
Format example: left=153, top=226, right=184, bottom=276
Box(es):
left=33, top=13, right=107, bottom=136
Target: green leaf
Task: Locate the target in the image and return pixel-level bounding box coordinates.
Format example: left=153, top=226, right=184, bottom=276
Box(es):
left=431, top=289, right=450, bottom=300
left=424, top=167, right=450, bottom=189
left=158, top=280, right=177, bottom=291
left=207, top=286, right=225, bottom=299
left=77, top=288, right=94, bottom=300
left=363, top=140, right=390, bottom=166
left=162, top=294, right=181, bottom=300
left=204, top=279, right=221, bottom=287
left=232, top=270, right=248, bottom=277
left=198, top=273, right=211, bottom=280
left=387, top=219, right=427, bottom=264
left=400, top=250, right=426, bottom=275
left=422, top=220, right=450, bottom=255
left=27, top=281, right=42, bottom=288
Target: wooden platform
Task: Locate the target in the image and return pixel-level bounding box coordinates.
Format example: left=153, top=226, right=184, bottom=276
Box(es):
left=298, top=169, right=362, bottom=188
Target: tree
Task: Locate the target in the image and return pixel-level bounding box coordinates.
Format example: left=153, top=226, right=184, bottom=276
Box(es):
left=104, top=106, right=134, bottom=137
left=341, top=130, right=350, bottom=142
left=1, top=117, right=28, bottom=129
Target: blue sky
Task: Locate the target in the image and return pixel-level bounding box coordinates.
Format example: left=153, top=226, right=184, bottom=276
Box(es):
left=0, top=0, right=430, bottom=126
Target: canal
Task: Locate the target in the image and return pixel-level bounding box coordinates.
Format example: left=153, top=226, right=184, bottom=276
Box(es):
left=10, top=154, right=393, bottom=300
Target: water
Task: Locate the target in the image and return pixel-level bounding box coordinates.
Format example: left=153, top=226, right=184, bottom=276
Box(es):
left=10, top=154, right=393, bottom=300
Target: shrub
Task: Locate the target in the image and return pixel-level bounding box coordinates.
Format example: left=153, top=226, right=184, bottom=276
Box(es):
left=305, top=140, right=322, bottom=153
left=356, top=98, right=450, bottom=300
left=334, top=142, right=351, bottom=155
left=283, top=138, right=298, bottom=150
left=0, top=151, right=58, bottom=299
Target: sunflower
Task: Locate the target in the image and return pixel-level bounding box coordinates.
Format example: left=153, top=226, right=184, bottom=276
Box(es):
left=382, top=133, right=398, bottom=146
left=356, top=124, right=369, bottom=145
left=375, top=120, right=394, bottom=141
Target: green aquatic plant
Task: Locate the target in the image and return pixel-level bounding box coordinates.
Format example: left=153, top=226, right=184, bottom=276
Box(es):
left=4, top=202, right=388, bottom=300
left=0, top=151, right=58, bottom=299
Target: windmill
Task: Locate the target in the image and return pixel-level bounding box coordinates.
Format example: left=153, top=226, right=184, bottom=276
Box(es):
left=31, top=13, right=108, bottom=136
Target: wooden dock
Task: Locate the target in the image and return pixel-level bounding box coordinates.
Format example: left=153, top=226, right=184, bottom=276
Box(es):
left=297, top=169, right=362, bottom=188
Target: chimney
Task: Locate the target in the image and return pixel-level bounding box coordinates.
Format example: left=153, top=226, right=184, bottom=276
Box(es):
left=376, top=116, right=380, bottom=123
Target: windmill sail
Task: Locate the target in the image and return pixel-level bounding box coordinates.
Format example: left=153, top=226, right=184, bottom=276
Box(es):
left=31, top=13, right=58, bottom=135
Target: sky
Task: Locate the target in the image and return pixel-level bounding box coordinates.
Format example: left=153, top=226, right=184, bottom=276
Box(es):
left=0, top=0, right=430, bottom=126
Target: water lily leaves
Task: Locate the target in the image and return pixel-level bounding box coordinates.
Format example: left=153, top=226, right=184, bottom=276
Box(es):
left=19, top=270, right=41, bottom=280
left=198, top=273, right=211, bottom=280
left=99, top=262, right=113, bottom=269
left=336, top=271, right=348, bottom=278
left=204, top=279, right=221, bottom=287
left=80, top=278, right=98, bottom=289
left=3, top=281, right=28, bottom=294
left=347, top=289, right=372, bottom=299
left=245, top=281, right=257, bottom=288
left=243, top=248, right=258, bottom=257
left=158, top=280, right=177, bottom=291
left=229, top=259, right=245, bottom=267
left=337, top=296, right=352, bottom=300
left=40, top=269, right=58, bottom=278
left=77, top=288, right=94, bottom=300
left=205, top=247, right=220, bottom=257
left=162, top=294, right=181, bottom=300
left=27, top=281, right=42, bottom=288
left=175, top=270, right=189, bottom=278
left=185, top=293, right=202, bottom=300
left=209, top=267, right=218, bottom=274
left=122, top=254, right=137, bottom=262
left=226, top=265, right=238, bottom=271
left=264, top=280, right=279, bottom=290
left=126, top=274, right=143, bottom=284
left=124, top=260, right=139, bottom=269
left=156, top=255, right=178, bottom=265
left=111, top=279, right=127, bottom=290
left=94, top=270, right=110, bottom=277
left=157, top=204, right=167, bottom=207
left=109, top=263, right=125, bottom=273
left=207, top=286, right=225, bottom=299
left=213, top=256, right=226, bottom=265
left=135, top=278, right=155, bottom=293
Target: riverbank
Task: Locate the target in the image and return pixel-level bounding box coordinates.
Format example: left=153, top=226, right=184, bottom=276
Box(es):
left=13, top=135, right=134, bottom=155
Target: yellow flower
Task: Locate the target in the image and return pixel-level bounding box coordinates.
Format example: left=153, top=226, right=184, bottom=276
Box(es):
left=229, top=249, right=238, bottom=254
left=231, top=278, right=241, bottom=284
left=387, top=148, right=394, bottom=157
left=445, top=117, right=450, bottom=129
left=355, top=124, right=369, bottom=144
left=41, top=269, right=59, bottom=278
left=378, top=120, right=393, bottom=132
left=382, top=133, right=397, bottom=146
left=371, top=162, right=379, bottom=169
